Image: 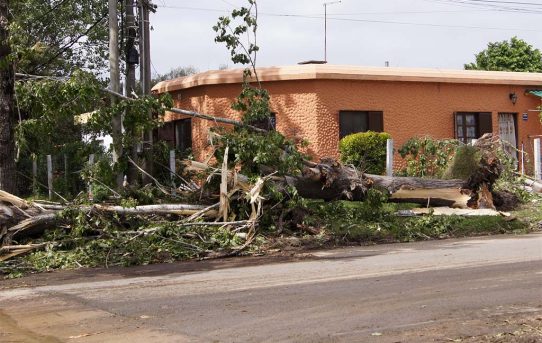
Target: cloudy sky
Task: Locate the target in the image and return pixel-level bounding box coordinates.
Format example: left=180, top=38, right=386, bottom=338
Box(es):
left=149, top=0, right=542, bottom=76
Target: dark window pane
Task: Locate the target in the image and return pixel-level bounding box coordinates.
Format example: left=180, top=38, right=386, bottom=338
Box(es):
left=478, top=112, right=493, bottom=136
left=455, top=112, right=492, bottom=144
left=456, top=115, right=463, bottom=125
left=339, top=111, right=369, bottom=138
left=175, top=119, right=192, bottom=152
left=368, top=111, right=384, bottom=132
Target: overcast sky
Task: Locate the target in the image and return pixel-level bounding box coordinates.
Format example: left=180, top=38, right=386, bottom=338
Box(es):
left=149, top=0, right=542, bottom=77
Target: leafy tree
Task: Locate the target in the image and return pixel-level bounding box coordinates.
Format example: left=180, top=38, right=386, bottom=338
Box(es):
left=0, top=0, right=17, bottom=193
left=212, top=0, right=305, bottom=177
left=9, top=0, right=109, bottom=76
left=465, top=37, right=542, bottom=72
left=152, top=66, right=198, bottom=86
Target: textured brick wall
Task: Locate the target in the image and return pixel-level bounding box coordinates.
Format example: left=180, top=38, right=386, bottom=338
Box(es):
left=162, top=79, right=542, bottom=169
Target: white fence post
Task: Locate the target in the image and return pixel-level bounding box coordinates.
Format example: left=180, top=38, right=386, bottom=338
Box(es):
left=386, top=138, right=394, bottom=177
left=169, top=150, right=176, bottom=195
left=534, top=138, right=541, bottom=181
left=88, top=154, right=95, bottom=199
left=520, top=143, right=525, bottom=176
left=47, top=155, right=53, bottom=199
left=32, top=155, right=38, bottom=191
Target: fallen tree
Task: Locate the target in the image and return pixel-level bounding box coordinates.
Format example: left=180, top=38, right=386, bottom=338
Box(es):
left=186, top=134, right=503, bottom=210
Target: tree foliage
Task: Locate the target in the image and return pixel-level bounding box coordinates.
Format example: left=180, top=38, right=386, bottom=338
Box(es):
left=398, top=137, right=461, bottom=178
left=152, top=66, right=198, bottom=86
left=10, top=0, right=109, bottom=76
left=212, top=0, right=305, bottom=176
left=465, top=37, right=542, bottom=72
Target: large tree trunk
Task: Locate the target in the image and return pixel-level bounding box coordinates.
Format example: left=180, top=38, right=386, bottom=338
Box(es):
left=0, top=0, right=16, bottom=194
left=283, top=160, right=471, bottom=208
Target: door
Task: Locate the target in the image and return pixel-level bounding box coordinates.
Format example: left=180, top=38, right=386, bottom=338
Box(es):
left=498, top=113, right=517, bottom=161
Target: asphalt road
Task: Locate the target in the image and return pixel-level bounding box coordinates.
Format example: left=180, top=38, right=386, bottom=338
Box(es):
left=1, top=234, right=541, bottom=342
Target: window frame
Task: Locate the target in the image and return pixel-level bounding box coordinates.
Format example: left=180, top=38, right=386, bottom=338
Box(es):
left=454, top=112, right=492, bottom=144
left=339, top=110, right=383, bottom=139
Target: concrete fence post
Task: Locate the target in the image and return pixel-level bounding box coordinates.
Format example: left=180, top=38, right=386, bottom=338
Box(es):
left=88, top=154, right=95, bottom=199
left=386, top=138, right=394, bottom=177
left=47, top=155, right=53, bottom=200
left=32, top=155, right=38, bottom=193
left=534, top=138, right=541, bottom=181
left=169, top=150, right=176, bottom=195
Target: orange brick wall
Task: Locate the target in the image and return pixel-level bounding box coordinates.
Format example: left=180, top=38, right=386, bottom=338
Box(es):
left=162, top=79, right=542, bottom=170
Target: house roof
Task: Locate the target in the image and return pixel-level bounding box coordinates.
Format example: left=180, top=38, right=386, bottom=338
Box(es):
left=152, top=64, right=542, bottom=94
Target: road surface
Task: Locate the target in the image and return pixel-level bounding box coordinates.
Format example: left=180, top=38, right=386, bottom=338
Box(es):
left=1, top=234, right=541, bottom=342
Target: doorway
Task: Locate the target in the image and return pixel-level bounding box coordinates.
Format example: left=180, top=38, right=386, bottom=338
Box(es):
left=498, top=113, right=517, bottom=161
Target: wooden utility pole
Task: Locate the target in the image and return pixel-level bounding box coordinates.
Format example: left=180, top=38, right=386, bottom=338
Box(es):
left=125, top=0, right=139, bottom=185
left=139, top=0, right=153, bottom=183
left=0, top=0, right=17, bottom=194
left=139, top=0, right=151, bottom=96
left=109, top=0, right=123, bottom=188
left=125, top=0, right=136, bottom=97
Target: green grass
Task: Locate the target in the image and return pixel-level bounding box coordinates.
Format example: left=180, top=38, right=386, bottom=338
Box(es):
left=302, top=196, right=534, bottom=244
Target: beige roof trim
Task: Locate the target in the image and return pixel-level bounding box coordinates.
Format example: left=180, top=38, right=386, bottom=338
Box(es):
left=152, top=64, right=542, bottom=94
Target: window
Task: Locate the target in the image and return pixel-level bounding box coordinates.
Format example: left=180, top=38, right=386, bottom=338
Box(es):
left=174, top=119, right=192, bottom=151
left=250, top=113, right=276, bottom=131
left=339, top=111, right=383, bottom=138
left=454, top=112, right=492, bottom=144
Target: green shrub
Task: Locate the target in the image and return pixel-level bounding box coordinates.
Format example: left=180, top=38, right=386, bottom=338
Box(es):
left=339, top=131, right=391, bottom=174
left=398, top=137, right=460, bottom=177
left=443, top=145, right=481, bottom=180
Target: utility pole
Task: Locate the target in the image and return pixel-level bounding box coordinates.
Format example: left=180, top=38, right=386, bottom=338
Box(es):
left=323, top=1, right=341, bottom=62
left=125, top=0, right=139, bottom=185
left=109, top=0, right=123, bottom=188
left=139, top=0, right=153, bottom=182
left=139, top=0, right=151, bottom=96
left=0, top=0, right=17, bottom=194
left=125, top=0, right=137, bottom=97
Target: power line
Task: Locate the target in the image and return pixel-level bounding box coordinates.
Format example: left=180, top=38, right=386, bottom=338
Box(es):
left=154, top=5, right=541, bottom=32
left=444, top=0, right=542, bottom=6
left=32, top=14, right=108, bottom=73
left=423, top=0, right=542, bottom=12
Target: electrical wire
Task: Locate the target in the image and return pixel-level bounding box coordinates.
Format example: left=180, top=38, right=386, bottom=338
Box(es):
left=32, top=14, right=108, bottom=73
left=154, top=5, right=541, bottom=32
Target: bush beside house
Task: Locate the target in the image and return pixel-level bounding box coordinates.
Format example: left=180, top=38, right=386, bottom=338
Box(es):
left=339, top=131, right=391, bottom=174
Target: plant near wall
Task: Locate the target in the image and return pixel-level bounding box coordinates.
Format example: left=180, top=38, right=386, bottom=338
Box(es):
left=398, top=137, right=460, bottom=178
left=339, top=131, right=391, bottom=175
left=212, top=0, right=305, bottom=177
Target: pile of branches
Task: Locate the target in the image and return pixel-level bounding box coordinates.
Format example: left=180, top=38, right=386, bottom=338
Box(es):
left=0, top=134, right=520, bottom=273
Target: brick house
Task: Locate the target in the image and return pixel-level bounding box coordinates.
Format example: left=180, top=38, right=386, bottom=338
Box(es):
left=152, top=64, right=542, bottom=170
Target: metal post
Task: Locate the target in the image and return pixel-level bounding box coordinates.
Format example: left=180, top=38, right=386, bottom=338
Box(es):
left=521, top=143, right=525, bottom=175
left=47, top=155, right=53, bottom=200
left=386, top=138, right=394, bottom=177
left=324, top=3, right=327, bottom=62
left=534, top=138, right=541, bottom=180
left=323, top=1, right=340, bottom=62
left=169, top=150, right=176, bottom=195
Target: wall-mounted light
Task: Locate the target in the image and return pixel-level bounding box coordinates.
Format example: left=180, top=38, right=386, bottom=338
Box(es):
left=509, top=92, right=518, bottom=105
